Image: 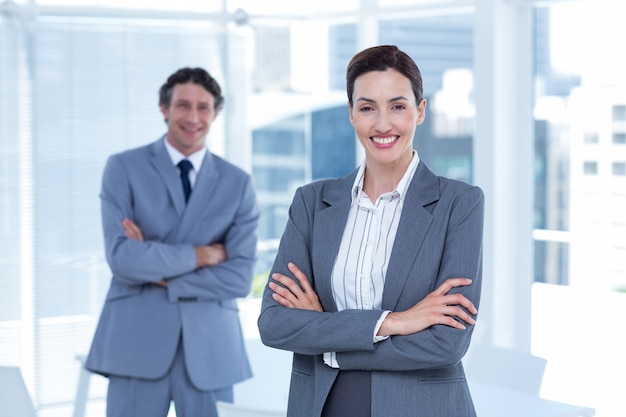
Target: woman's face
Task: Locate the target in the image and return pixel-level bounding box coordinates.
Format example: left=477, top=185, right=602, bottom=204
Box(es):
left=349, top=69, right=426, bottom=168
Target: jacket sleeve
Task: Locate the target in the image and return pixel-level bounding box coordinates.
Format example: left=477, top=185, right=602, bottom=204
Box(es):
left=165, top=177, right=260, bottom=301
left=258, top=183, right=485, bottom=372
left=258, top=186, right=385, bottom=355
left=101, top=153, right=260, bottom=301
left=336, top=185, right=485, bottom=371
left=101, top=154, right=197, bottom=286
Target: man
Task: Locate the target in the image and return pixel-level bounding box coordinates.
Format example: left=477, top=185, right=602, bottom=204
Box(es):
left=85, top=67, right=259, bottom=417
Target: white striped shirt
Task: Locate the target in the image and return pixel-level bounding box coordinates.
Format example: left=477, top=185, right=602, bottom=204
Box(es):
left=324, top=151, right=420, bottom=368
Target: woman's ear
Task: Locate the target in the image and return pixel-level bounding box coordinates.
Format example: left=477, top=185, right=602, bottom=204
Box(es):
left=416, top=98, right=427, bottom=125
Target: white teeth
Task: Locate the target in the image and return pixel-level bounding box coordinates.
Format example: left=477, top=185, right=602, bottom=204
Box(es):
left=372, top=136, right=397, bottom=144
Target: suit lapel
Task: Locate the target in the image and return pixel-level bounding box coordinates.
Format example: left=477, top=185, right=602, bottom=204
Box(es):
left=382, top=162, right=440, bottom=311
left=310, top=164, right=441, bottom=313
left=149, top=140, right=217, bottom=243
left=175, top=152, right=218, bottom=242
left=312, top=173, right=356, bottom=313
left=150, top=139, right=186, bottom=220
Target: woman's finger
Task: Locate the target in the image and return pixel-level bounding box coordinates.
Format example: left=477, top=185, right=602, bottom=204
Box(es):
left=434, top=277, right=473, bottom=295
left=443, top=293, right=478, bottom=315
left=288, top=262, right=313, bottom=291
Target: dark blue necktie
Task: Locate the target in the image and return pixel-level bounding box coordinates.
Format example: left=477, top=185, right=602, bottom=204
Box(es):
left=177, top=159, right=193, bottom=203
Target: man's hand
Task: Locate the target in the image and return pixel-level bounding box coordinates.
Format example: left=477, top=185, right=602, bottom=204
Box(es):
left=121, top=217, right=168, bottom=287
left=195, top=244, right=227, bottom=268
left=122, top=217, right=144, bottom=241
left=269, top=262, right=323, bottom=312
left=122, top=217, right=226, bottom=270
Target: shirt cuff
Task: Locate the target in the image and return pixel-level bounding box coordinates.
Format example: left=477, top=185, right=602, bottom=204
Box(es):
left=373, top=310, right=391, bottom=343
left=323, top=352, right=339, bottom=368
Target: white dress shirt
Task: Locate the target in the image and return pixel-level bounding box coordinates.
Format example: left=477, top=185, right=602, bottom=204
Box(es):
left=164, top=137, right=207, bottom=189
left=324, top=151, right=420, bottom=368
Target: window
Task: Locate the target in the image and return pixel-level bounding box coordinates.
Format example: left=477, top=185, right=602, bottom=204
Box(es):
left=613, top=132, right=626, bottom=144
left=613, top=162, right=626, bottom=176
left=1, top=9, right=226, bottom=411
left=532, top=3, right=626, bottom=414
left=613, top=104, right=626, bottom=121
left=583, top=131, right=598, bottom=144
left=3, top=1, right=625, bottom=416
left=583, top=161, right=598, bottom=175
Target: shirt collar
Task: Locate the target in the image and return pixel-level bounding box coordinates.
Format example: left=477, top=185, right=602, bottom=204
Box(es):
left=164, top=137, right=207, bottom=172
left=351, top=150, right=420, bottom=203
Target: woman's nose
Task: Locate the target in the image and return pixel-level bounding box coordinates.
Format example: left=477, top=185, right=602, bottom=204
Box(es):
left=375, top=112, right=392, bottom=132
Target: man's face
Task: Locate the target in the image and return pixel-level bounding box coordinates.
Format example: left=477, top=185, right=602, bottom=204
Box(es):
left=160, top=82, right=218, bottom=156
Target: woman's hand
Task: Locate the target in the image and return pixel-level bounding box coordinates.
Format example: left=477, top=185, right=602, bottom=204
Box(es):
left=378, top=278, right=477, bottom=337
left=269, top=262, right=324, bottom=312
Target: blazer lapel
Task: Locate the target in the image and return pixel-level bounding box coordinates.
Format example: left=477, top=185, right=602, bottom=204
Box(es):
left=312, top=173, right=357, bottom=313
left=382, top=162, right=440, bottom=311
left=175, top=152, right=218, bottom=242
left=150, top=139, right=187, bottom=220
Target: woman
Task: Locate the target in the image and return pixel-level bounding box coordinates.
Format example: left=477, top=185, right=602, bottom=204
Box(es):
left=257, top=45, right=484, bottom=417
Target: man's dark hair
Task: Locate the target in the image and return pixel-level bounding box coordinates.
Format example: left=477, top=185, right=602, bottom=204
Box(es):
left=159, top=67, right=224, bottom=110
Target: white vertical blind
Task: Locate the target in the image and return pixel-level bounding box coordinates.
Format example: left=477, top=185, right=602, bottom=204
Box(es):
left=0, top=9, right=228, bottom=409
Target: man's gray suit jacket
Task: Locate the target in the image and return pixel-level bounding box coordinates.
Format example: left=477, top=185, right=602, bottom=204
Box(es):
left=86, top=137, right=259, bottom=391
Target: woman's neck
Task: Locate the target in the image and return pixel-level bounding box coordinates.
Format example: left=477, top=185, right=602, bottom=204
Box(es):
left=362, top=155, right=412, bottom=202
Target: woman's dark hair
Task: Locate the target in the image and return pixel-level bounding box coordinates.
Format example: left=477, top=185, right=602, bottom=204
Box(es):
left=159, top=67, right=224, bottom=110
left=346, top=45, right=423, bottom=107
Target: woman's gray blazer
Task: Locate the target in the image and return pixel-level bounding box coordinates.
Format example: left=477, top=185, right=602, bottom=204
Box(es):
left=258, top=161, right=484, bottom=417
